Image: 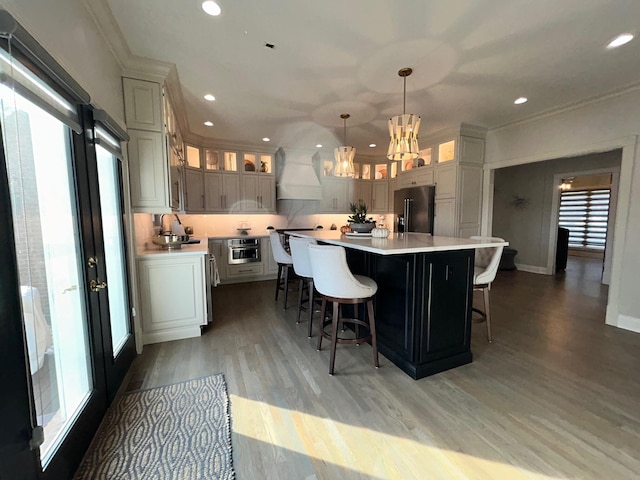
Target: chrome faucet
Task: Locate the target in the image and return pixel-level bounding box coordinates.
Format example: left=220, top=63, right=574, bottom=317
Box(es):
left=158, top=213, right=182, bottom=235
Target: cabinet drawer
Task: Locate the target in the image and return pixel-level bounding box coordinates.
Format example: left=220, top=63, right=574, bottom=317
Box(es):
left=226, top=263, right=263, bottom=276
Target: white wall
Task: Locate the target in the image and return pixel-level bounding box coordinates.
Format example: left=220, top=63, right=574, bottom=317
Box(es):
left=485, top=89, right=640, bottom=331
left=0, top=0, right=125, bottom=125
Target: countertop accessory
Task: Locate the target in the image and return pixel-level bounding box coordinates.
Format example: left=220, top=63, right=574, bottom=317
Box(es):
left=371, top=227, right=390, bottom=238
left=345, top=232, right=372, bottom=238
left=151, top=234, right=190, bottom=249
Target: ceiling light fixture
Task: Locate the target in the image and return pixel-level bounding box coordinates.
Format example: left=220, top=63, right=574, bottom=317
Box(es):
left=514, top=97, right=528, bottom=105
left=316, top=144, right=323, bottom=148
left=262, top=137, right=270, bottom=142
left=607, top=33, right=634, bottom=49
left=204, top=94, right=215, bottom=101
left=202, top=1, right=221, bottom=16
left=388, top=67, right=421, bottom=161
left=204, top=121, right=213, bottom=126
left=334, top=113, right=355, bottom=177
left=369, top=143, right=376, bottom=148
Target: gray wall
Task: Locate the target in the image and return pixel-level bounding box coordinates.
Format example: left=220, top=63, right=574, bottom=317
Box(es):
left=492, top=150, right=621, bottom=268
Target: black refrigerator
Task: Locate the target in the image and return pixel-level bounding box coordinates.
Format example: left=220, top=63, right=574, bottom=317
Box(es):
left=394, top=185, right=436, bottom=234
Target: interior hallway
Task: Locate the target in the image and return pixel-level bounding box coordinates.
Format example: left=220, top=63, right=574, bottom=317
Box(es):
left=122, top=261, right=640, bottom=479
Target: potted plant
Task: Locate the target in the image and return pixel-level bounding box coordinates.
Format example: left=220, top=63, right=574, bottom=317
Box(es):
left=347, top=201, right=376, bottom=233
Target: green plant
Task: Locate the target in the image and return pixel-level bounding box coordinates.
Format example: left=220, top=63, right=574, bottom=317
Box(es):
left=348, top=201, right=374, bottom=224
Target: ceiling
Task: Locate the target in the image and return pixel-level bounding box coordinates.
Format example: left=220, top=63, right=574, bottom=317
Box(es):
left=105, top=0, right=640, bottom=155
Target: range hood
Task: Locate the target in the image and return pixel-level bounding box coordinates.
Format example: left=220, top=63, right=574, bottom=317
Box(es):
left=276, top=148, right=323, bottom=200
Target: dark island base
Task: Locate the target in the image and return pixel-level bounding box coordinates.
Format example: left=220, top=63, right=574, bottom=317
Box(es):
left=344, top=248, right=475, bottom=380
left=378, top=343, right=473, bottom=379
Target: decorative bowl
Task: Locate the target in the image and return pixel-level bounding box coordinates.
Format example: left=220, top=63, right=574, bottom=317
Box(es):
left=151, top=234, right=190, bottom=249
left=349, top=222, right=376, bottom=233
left=371, top=227, right=390, bottom=238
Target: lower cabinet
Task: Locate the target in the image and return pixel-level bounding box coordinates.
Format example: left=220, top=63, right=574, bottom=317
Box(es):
left=137, top=253, right=207, bottom=344
left=208, top=237, right=278, bottom=284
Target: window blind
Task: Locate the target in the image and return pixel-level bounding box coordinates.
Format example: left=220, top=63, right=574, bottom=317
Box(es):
left=558, top=188, right=610, bottom=251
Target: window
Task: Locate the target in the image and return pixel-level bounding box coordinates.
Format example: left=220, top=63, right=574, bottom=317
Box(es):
left=559, top=189, right=611, bottom=251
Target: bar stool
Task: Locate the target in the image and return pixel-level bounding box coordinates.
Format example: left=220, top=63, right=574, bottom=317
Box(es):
left=269, top=232, right=294, bottom=310
left=308, top=244, right=379, bottom=375
left=289, top=236, right=318, bottom=337
left=469, top=236, right=505, bottom=343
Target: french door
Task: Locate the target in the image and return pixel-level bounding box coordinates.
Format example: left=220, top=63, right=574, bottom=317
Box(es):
left=0, top=71, right=135, bottom=478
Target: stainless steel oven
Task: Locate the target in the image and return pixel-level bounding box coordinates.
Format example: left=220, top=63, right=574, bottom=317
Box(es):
left=227, top=238, right=261, bottom=264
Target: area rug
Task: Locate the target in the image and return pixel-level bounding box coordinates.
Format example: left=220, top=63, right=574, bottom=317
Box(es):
left=74, top=374, right=234, bottom=479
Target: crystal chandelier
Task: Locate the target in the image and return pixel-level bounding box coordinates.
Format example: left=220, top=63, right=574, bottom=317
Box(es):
left=388, top=67, right=421, bottom=161
left=334, top=113, right=355, bottom=177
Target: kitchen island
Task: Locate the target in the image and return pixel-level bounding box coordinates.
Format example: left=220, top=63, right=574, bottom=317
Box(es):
left=287, top=231, right=508, bottom=379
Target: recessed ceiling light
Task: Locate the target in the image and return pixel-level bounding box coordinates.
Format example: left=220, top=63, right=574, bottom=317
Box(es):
left=316, top=144, right=323, bottom=148
left=514, top=97, right=528, bottom=105
left=369, top=143, right=376, bottom=148
left=204, top=94, right=215, bottom=101
left=202, top=1, right=221, bottom=16
left=262, top=137, right=270, bottom=142
left=204, top=121, right=214, bottom=126
left=607, top=33, right=634, bottom=49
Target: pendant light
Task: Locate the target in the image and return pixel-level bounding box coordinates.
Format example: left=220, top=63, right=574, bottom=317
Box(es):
left=387, top=67, right=421, bottom=161
left=334, top=113, right=355, bottom=177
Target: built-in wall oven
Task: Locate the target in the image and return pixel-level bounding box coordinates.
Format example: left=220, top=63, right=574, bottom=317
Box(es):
left=227, top=238, right=261, bottom=264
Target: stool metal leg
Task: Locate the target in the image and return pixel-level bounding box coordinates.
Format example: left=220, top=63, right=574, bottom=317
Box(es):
left=296, top=278, right=304, bottom=324
left=367, top=300, right=379, bottom=368
left=329, top=300, right=340, bottom=375
left=317, top=297, right=327, bottom=351
left=275, top=264, right=283, bottom=301
left=484, top=286, right=492, bottom=343
left=283, top=265, right=290, bottom=310
left=307, top=279, right=314, bottom=338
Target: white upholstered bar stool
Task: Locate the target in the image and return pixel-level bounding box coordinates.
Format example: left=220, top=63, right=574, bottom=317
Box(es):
left=469, top=236, right=505, bottom=343
left=269, top=232, right=294, bottom=310
left=308, top=244, right=379, bottom=375
left=289, top=237, right=318, bottom=337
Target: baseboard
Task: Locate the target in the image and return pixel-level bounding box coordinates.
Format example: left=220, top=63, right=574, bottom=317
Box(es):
left=514, top=263, right=549, bottom=275
left=617, top=314, right=640, bottom=333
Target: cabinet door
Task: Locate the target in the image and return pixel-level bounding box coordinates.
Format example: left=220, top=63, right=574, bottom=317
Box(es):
left=204, top=172, right=223, bottom=211
left=123, top=78, right=162, bottom=132
left=128, top=129, right=169, bottom=212
left=223, top=174, right=241, bottom=211
left=434, top=198, right=456, bottom=237
left=262, top=238, right=279, bottom=275
left=371, top=181, right=389, bottom=213
left=138, top=255, right=206, bottom=344
left=458, top=164, right=483, bottom=236
left=434, top=164, right=457, bottom=199
left=208, top=239, right=227, bottom=281
left=184, top=168, right=204, bottom=212
left=259, top=176, right=275, bottom=212
left=420, top=252, right=472, bottom=362
left=242, top=175, right=260, bottom=211
left=353, top=180, right=372, bottom=207
left=335, top=179, right=352, bottom=211
left=169, top=164, right=183, bottom=213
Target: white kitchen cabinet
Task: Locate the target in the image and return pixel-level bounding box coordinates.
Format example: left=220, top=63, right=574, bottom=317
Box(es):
left=434, top=198, right=456, bottom=237
left=242, top=175, right=276, bottom=213
left=319, top=177, right=352, bottom=212
left=185, top=168, right=205, bottom=212
left=123, top=78, right=162, bottom=132
left=399, top=166, right=434, bottom=188
left=137, top=253, right=207, bottom=344
left=208, top=239, right=227, bottom=281
left=371, top=181, right=389, bottom=213
left=353, top=180, right=372, bottom=208
left=127, top=129, right=169, bottom=212
left=204, top=172, right=241, bottom=212
left=262, top=237, right=279, bottom=275
left=434, top=164, right=457, bottom=199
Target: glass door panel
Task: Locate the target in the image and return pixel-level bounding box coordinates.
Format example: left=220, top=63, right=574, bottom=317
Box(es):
left=96, top=146, right=130, bottom=356
left=1, top=85, right=92, bottom=464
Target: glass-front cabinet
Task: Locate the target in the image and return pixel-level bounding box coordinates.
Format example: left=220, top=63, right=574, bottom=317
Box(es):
left=242, top=152, right=273, bottom=174
left=204, top=149, right=238, bottom=172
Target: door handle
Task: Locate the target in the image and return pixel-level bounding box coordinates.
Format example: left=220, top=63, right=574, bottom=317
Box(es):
left=87, top=256, right=98, bottom=268
left=62, top=285, right=78, bottom=294
left=89, top=279, right=107, bottom=292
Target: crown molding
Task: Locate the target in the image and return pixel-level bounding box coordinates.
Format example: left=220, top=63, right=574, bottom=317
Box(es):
left=491, top=82, right=640, bottom=133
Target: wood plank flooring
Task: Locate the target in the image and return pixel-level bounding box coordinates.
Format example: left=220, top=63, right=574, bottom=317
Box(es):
left=125, top=257, right=640, bottom=479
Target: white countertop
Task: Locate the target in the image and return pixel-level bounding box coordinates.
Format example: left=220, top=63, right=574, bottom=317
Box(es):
left=137, top=239, right=209, bottom=257
left=286, top=230, right=508, bottom=255
left=207, top=233, right=271, bottom=240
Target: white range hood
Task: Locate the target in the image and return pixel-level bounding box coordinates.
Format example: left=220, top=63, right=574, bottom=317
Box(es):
left=276, top=148, right=323, bottom=200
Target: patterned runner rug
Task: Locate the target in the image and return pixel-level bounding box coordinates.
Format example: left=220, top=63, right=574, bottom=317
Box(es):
left=74, top=374, right=234, bottom=479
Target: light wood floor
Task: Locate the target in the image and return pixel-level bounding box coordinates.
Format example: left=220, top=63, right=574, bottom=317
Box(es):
left=126, top=257, right=640, bottom=479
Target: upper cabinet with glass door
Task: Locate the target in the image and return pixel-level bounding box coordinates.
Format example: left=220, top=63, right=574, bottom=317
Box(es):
left=204, top=148, right=238, bottom=172
left=355, top=160, right=390, bottom=181
left=242, top=152, right=273, bottom=174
